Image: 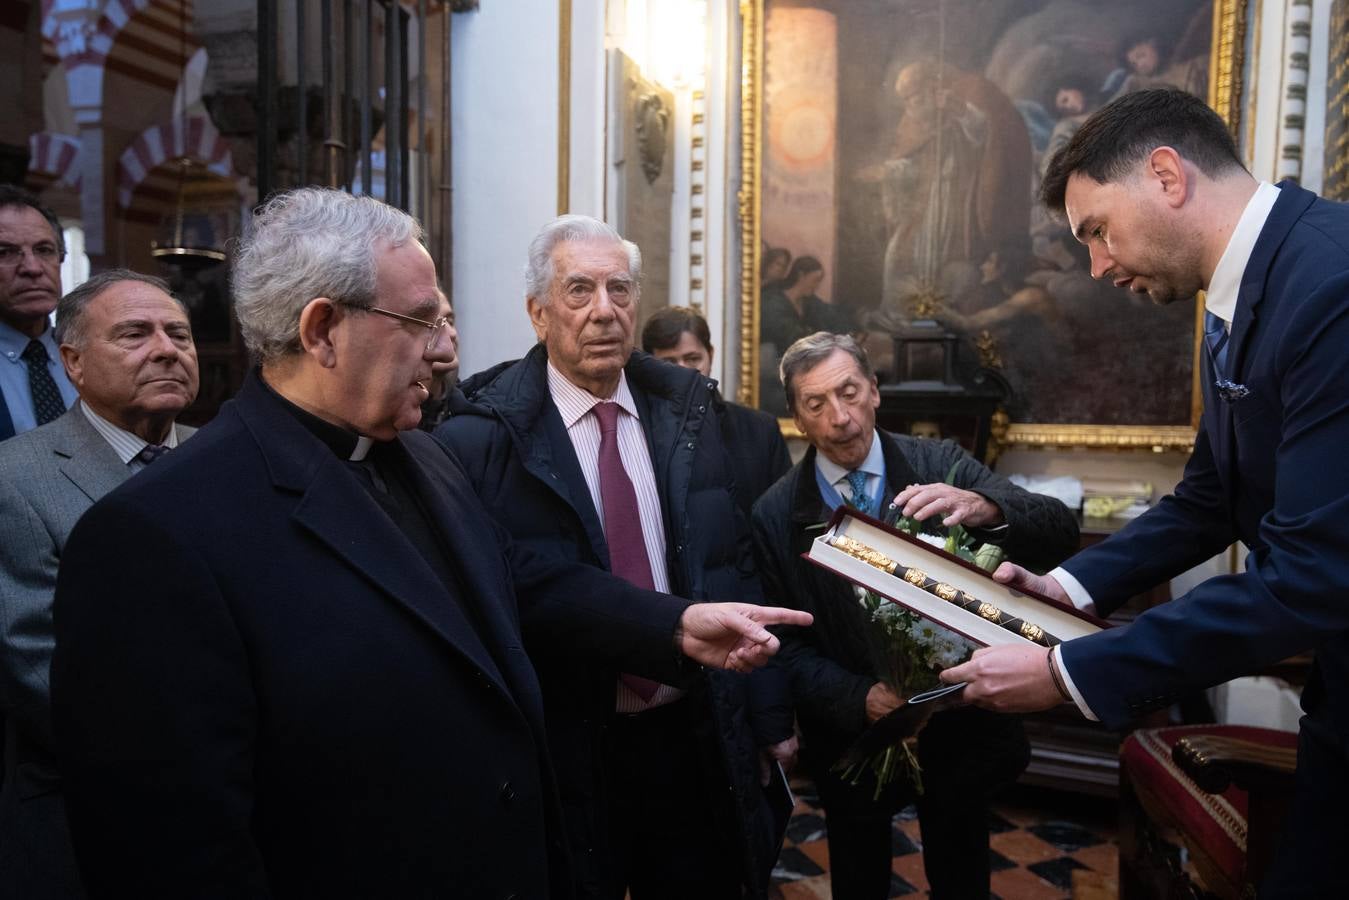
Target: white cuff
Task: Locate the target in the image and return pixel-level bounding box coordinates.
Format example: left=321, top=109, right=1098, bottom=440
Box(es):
left=1051, top=644, right=1098, bottom=721
left=1049, top=566, right=1098, bottom=616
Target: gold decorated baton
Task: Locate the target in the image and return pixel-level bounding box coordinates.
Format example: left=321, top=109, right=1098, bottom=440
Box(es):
left=828, top=534, right=1060, bottom=647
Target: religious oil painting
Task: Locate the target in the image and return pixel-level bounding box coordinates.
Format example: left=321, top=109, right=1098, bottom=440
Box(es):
left=748, top=0, right=1232, bottom=441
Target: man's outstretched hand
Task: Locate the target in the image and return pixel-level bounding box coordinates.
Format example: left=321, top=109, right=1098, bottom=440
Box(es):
left=679, top=603, right=813, bottom=672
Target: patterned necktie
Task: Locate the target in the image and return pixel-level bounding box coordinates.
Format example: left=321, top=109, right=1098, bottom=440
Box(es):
left=593, top=402, right=661, bottom=702
left=20, top=340, right=66, bottom=426
left=844, top=469, right=872, bottom=516
left=136, top=444, right=169, bottom=466
left=1204, top=311, right=1230, bottom=379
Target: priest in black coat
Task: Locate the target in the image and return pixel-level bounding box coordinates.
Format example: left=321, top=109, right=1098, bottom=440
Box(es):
left=49, top=188, right=810, bottom=899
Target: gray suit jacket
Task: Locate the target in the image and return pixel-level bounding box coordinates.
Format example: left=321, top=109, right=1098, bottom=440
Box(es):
left=0, top=404, right=193, bottom=898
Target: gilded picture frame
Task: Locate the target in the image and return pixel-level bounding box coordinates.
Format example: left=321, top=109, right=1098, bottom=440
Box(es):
left=738, top=0, right=1248, bottom=452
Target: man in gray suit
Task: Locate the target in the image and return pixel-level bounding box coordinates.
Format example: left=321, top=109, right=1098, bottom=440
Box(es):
left=0, top=269, right=199, bottom=899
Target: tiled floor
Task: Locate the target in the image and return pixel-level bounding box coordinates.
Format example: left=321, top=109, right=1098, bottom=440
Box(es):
left=769, top=780, right=1119, bottom=899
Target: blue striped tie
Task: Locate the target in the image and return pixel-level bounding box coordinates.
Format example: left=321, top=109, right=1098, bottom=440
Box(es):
left=1204, top=311, right=1230, bottom=378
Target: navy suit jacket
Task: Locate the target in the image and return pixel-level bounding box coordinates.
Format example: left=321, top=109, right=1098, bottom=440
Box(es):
left=1060, top=182, right=1349, bottom=739
left=50, top=372, right=691, bottom=899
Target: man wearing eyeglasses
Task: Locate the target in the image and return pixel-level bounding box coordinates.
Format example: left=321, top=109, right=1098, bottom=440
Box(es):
left=0, top=186, right=77, bottom=442
left=49, top=188, right=811, bottom=899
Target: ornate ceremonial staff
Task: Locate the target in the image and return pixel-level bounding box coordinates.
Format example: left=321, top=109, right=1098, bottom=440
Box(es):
left=828, top=534, right=1060, bottom=647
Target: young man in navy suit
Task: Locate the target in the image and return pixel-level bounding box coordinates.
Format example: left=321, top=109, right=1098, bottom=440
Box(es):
left=945, top=88, right=1349, bottom=896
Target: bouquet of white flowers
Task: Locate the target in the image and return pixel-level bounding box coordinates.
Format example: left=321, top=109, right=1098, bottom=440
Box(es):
left=833, top=463, right=1003, bottom=798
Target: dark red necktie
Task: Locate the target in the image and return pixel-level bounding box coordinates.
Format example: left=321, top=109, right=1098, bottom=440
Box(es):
left=593, top=401, right=661, bottom=702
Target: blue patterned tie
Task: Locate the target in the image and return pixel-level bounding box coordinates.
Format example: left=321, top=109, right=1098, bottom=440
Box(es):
left=1204, top=311, right=1230, bottom=379
left=844, top=469, right=872, bottom=515
left=21, top=340, right=66, bottom=426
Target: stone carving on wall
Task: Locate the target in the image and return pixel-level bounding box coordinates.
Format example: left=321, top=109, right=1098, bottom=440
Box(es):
left=634, top=91, right=670, bottom=184
left=608, top=49, right=674, bottom=333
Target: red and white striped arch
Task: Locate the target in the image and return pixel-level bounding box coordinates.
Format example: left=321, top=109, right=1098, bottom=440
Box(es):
left=116, top=112, right=233, bottom=208
left=42, top=0, right=153, bottom=69
left=27, top=132, right=83, bottom=191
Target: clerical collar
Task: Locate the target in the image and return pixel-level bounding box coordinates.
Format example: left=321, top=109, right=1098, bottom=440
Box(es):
left=256, top=372, right=378, bottom=461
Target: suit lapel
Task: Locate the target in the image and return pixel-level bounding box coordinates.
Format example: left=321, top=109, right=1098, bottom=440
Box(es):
left=235, top=376, right=514, bottom=697
left=401, top=438, right=548, bottom=706
left=535, top=402, right=611, bottom=566
left=53, top=408, right=134, bottom=504
left=290, top=460, right=510, bottom=692
left=1210, top=182, right=1316, bottom=486
left=1226, top=183, right=1314, bottom=383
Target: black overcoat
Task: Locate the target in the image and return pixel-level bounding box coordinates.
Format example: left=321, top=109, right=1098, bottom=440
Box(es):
left=51, top=372, right=693, bottom=899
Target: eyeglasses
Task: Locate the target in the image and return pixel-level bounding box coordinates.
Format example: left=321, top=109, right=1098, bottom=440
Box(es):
left=0, top=243, right=63, bottom=269
left=363, top=305, right=454, bottom=353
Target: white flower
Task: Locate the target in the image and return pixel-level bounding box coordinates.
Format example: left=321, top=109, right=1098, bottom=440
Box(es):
left=915, top=532, right=947, bottom=551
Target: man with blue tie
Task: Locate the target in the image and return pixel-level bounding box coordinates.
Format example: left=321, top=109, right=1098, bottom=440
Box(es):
left=0, top=187, right=77, bottom=442
left=945, top=88, right=1349, bottom=896
left=750, top=332, right=1077, bottom=899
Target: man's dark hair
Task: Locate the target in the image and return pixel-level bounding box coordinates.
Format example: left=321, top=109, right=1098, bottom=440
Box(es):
left=0, top=184, right=66, bottom=259
left=641, top=305, right=712, bottom=354
left=55, top=269, right=180, bottom=347
left=783, top=255, right=823, bottom=289
left=779, top=331, right=873, bottom=414
left=1040, top=88, right=1244, bottom=214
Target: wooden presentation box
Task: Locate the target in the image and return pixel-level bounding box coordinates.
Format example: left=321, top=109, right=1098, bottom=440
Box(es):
left=806, top=508, right=1108, bottom=649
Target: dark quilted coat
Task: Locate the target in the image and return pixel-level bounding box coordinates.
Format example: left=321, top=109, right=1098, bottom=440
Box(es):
left=435, top=345, right=788, bottom=899
left=751, top=430, right=1079, bottom=768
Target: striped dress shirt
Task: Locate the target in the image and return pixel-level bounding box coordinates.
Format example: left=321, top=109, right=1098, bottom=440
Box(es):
left=546, top=362, right=682, bottom=711
left=80, top=401, right=179, bottom=472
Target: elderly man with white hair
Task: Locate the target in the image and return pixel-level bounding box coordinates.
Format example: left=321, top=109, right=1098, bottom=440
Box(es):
left=436, top=214, right=796, bottom=900
left=49, top=189, right=810, bottom=899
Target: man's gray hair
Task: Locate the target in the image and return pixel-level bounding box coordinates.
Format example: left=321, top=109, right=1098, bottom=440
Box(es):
left=779, top=331, right=875, bottom=413
left=524, top=214, right=642, bottom=302
left=54, top=269, right=179, bottom=348
left=233, top=187, right=423, bottom=363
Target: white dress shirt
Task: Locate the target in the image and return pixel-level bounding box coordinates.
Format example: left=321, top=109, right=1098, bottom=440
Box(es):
left=1050, top=180, right=1281, bottom=720
left=80, top=401, right=180, bottom=472
left=546, top=362, right=682, bottom=711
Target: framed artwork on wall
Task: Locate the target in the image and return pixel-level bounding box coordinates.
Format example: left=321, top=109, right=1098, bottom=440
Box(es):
left=739, top=0, right=1248, bottom=451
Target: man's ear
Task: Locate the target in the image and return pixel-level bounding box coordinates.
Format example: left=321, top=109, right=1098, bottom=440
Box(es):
left=59, top=343, right=83, bottom=387
left=297, top=297, right=341, bottom=368
left=526, top=297, right=549, bottom=343
left=1148, top=146, right=1189, bottom=208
